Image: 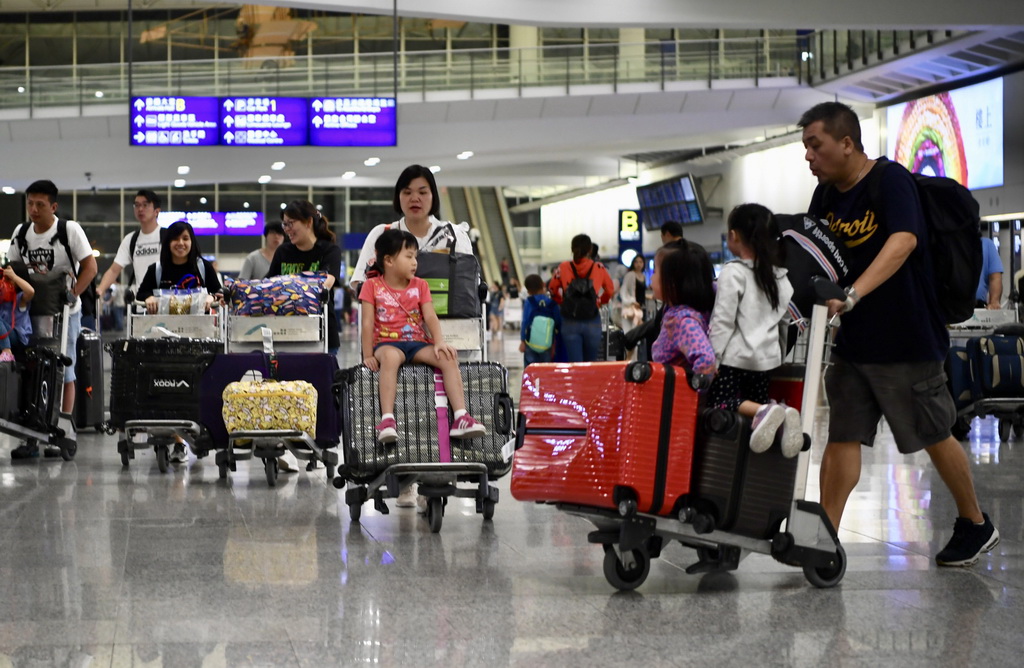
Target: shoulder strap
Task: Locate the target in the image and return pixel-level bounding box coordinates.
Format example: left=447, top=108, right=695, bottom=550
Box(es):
left=128, top=229, right=141, bottom=258
left=14, top=223, right=28, bottom=259
left=56, top=219, right=79, bottom=279
left=569, top=262, right=580, bottom=280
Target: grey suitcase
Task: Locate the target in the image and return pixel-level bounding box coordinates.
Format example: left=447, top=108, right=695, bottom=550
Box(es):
left=340, top=362, right=514, bottom=484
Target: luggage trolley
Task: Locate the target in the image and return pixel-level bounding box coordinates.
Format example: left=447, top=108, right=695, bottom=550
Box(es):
left=110, top=301, right=225, bottom=472
left=218, top=314, right=341, bottom=486
left=0, top=303, right=78, bottom=461
left=512, top=278, right=846, bottom=590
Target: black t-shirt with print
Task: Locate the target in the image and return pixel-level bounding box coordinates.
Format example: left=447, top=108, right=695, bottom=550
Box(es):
left=135, top=259, right=221, bottom=301
left=808, top=161, right=947, bottom=364
left=267, top=240, right=342, bottom=349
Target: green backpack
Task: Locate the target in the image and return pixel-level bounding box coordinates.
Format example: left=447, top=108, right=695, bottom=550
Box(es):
left=526, top=314, right=555, bottom=352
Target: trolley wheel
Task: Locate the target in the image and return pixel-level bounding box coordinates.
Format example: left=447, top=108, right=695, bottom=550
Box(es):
left=264, top=457, right=278, bottom=487
left=803, top=544, right=847, bottom=589
left=120, top=450, right=130, bottom=468
left=602, top=545, right=651, bottom=591
left=60, top=440, right=76, bottom=461
left=481, top=497, right=496, bottom=521
left=349, top=502, right=361, bottom=523
left=218, top=461, right=228, bottom=480
left=156, top=444, right=169, bottom=474
left=998, top=418, right=1012, bottom=442
left=426, top=497, right=444, bottom=533
left=325, top=463, right=335, bottom=480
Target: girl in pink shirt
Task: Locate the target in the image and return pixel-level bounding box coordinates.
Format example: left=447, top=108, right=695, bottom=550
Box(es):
left=358, top=229, right=486, bottom=444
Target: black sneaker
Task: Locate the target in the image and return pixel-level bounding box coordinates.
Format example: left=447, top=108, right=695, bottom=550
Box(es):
left=43, top=446, right=62, bottom=459
left=11, top=443, right=39, bottom=460
left=936, top=513, right=1000, bottom=567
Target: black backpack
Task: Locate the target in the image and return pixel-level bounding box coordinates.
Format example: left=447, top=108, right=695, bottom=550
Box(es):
left=863, top=157, right=982, bottom=324
left=560, top=262, right=599, bottom=320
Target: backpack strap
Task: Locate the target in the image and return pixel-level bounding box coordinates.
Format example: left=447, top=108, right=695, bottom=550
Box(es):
left=15, top=218, right=80, bottom=278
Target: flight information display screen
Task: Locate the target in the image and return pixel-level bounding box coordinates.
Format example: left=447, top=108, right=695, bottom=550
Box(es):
left=130, top=96, right=396, bottom=147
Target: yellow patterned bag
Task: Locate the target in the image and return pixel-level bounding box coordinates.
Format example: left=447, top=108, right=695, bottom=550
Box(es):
left=222, top=380, right=318, bottom=434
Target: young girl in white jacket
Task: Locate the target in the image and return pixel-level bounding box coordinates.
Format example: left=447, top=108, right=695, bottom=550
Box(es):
left=709, top=203, right=801, bottom=457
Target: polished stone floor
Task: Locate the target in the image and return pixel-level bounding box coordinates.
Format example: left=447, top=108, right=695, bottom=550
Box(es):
left=0, top=327, right=1019, bottom=667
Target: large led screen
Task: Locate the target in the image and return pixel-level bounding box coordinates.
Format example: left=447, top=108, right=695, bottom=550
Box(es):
left=885, top=78, right=1003, bottom=190
left=157, top=211, right=264, bottom=235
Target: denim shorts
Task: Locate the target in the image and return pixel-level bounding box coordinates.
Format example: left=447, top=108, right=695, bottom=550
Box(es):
left=375, top=340, right=431, bottom=362
left=63, top=310, right=82, bottom=384
left=824, top=354, right=955, bottom=454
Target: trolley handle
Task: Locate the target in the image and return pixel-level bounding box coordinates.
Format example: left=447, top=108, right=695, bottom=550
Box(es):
left=811, top=277, right=846, bottom=304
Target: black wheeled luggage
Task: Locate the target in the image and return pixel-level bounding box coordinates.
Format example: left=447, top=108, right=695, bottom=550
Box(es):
left=108, top=338, right=223, bottom=429
left=18, top=347, right=64, bottom=432
left=340, top=362, right=514, bottom=483
left=0, top=361, right=21, bottom=422
left=689, top=409, right=798, bottom=539
left=74, top=329, right=104, bottom=430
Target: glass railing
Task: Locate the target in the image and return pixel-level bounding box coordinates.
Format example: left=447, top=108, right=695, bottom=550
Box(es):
left=0, top=30, right=962, bottom=113
left=0, top=36, right=807, bottom=113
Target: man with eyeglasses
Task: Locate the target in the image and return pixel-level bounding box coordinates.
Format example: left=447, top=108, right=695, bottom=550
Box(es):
left=97, top=189, right=164, bottom=299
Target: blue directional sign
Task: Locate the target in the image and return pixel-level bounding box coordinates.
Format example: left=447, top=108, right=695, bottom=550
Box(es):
left=130, top=96, right=220, bottom=146
left=308, top=97, right=397, bottom=147
left=220, top=96, right=308, bottom=146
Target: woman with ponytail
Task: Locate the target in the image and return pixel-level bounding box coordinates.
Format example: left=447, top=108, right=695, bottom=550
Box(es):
left=267, top=200, right=342, bottom=354
left=708, top=203, right=802, bottom=458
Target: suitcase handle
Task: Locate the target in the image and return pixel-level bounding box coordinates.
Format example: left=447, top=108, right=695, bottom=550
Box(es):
left=493, top=392, right=513, bottom=435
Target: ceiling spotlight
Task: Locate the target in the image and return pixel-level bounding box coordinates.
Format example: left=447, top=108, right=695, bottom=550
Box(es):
left=457, top=151, right=474, bottom=160
left=342, top=171, right=356, bottom=179
left=280, top=202, right=287, bottom=210
left=429, top=165, right=441, bottom=173
left=271, top=161, right=286, bottom=170
left=17, top=86, right=25, bottom=93
left=2, top=186, right=15, bottom=195
left=258, top=175, right=272, bottom=184
left=173, top=179, right=186, bottom=188
left=243, top=201, right=250, bottom=208
left=177, top=165, right=190, bottom=175
left=94, top=91, right=104, bottom=98
left=199, top=197, right=207, bottom=204
left=364, top=157, right=381, bottom=167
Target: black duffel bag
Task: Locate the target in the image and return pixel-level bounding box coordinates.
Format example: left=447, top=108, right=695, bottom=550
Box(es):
left=416, top=224, right=482, bottom=319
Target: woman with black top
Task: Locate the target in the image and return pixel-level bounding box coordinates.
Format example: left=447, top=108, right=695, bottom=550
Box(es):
left=267, top=200, right=342, bottom=355
left=136, top=220, right=221, bottom=313
left=618, top=253, right=647, bottom=332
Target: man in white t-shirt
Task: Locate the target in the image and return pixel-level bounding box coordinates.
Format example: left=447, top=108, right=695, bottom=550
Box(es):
left=7, top=180, right=98, bottom=459
left=97, top=189, right=163, bottom=299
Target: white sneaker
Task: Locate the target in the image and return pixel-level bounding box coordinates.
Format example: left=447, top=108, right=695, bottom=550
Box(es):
left=168, top=444, right=188, bottom=463
left=749, top=403, right=785, bottom=454
left=416, top=495, right=428, bottom=515
left=780, top=406, right=804, bottom=458
left=396, top=484, right=417, bottom=508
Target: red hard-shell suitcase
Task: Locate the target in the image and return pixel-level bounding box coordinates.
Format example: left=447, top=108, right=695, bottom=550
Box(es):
left=511, top=361, right=699, bottom=516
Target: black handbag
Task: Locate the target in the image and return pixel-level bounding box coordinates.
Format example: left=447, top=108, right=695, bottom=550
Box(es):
left=416, top=224, right=481, bottom=319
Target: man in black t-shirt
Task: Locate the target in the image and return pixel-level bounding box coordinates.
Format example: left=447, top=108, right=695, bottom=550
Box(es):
left=800, top=102, right=998, bottom=568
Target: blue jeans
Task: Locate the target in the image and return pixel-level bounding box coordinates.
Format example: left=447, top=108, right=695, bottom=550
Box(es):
left=524, top=346, right=554, bottom=366
left=561, top=316, right=602, bottom=363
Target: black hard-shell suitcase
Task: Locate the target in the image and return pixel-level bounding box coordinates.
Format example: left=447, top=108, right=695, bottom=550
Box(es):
left=18, top=346, right=64, bottom=432
left=0, top=361, right=21, bottom=422
left=74, top=329, right=104, bottom=430
left=689, top=409, right=798, bottom=539
left=200, top=352, right=342, bottom=448
left=108, top=338, right=223, bottom=429
left=340, top=362, right=514, bottom=484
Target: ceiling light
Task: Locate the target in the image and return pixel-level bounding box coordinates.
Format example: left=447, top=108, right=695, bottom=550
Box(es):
left=243, top=201, right=250, bottom=208
left=16, top=86, right=25, bottom=93
left=342, top=171, right=356, bottom=179
left=173, top=179, right=186, bottom=188
left=271, top=161, right=286, bottom=170
left=364, top=157, right=380, bottom=167
left=280, top=202, right=287, bottom=210
left=177, top=165, right=190, bottom=175
left=94, top=91, right=104, bottom=98
left=429, top=165, right=441, bottom=173
left=1, top=186, right=15, bottom=195
left=457, top=151, right=474, bottom=160
left=258, top=175, right=272, bottom=184
left=199, top=197, right=207, bottom=204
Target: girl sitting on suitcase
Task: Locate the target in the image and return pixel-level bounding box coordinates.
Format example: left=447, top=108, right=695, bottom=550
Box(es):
left=359, top=229, right=487, bottom=445
left=650, top=241, right=717, bottom=377
left=708, top=203, right=802, bottom=458
left=0, top=262, right=35, bottom=362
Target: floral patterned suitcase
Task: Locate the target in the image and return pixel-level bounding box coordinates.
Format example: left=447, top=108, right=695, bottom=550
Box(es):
left=222, top=379, right=318, bottom=434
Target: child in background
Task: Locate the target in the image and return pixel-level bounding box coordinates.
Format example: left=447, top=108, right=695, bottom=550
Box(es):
left=0, top=262, right=35, bottom=361
left=519, top=274, right=562, bottom=366
left=650, top=241, right=717, bottom=376
left=709, top=203, right=801, bottom=457
left=359, top=228, right=487, bottom=446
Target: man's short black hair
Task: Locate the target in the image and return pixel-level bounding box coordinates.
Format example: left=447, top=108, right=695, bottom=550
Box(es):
left=264, top=221, right=285, bottom=237
left=135, top=189, right=161, bottom=209
left=660, top=221, right=683, bottom=239
left=524, top=274, right=545, bottom=294
left=26, top=179, right=58, bottom=203
left=797, top=101, right=864, bottom=153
